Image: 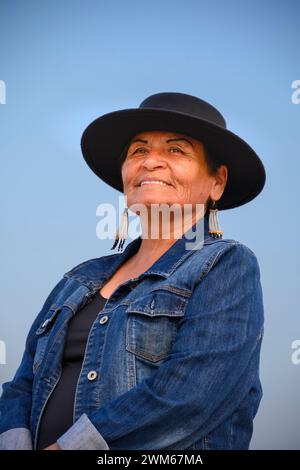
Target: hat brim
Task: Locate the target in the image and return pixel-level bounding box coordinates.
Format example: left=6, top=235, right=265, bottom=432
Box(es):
left=81, top=108, right=266, bottom=210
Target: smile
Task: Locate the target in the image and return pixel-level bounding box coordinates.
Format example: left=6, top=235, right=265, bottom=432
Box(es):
left=139, top=180, right=170, bottom=187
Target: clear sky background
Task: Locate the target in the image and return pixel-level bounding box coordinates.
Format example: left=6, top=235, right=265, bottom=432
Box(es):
left=0, top=0, right=299, bottom=449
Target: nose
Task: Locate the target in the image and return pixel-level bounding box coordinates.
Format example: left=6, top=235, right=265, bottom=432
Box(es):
left=141, top=149, right=167, bottom=170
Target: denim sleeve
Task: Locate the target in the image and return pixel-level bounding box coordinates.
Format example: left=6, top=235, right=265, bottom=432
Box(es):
left=0, top=277, right=68, bottom=449
left=57, top=243, right=264, bottom=450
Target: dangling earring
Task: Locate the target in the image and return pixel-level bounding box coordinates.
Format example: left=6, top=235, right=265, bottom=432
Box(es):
left=209, top=200, right=223, bottom=239
left=111, top=207, right=129, bottom=252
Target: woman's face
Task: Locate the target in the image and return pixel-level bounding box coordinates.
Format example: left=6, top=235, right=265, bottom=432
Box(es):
left=121, top=130, right=228, bottom=211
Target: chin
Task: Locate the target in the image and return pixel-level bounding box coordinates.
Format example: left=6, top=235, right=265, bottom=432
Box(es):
left=129, top=198, right=178, bottom=209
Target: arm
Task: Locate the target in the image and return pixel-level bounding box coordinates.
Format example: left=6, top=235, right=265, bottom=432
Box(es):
left=0, top=277, right=68, bottom=450
left=57, top=243, right=264, bottom=450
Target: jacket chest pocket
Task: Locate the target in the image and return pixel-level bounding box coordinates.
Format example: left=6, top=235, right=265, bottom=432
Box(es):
left=125, top=290, right=188, bottom=364
left=33, top=306, right=61, bottom=374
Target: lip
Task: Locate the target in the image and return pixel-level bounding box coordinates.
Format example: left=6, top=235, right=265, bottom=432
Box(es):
left=135, top=177, right=172, bottom=187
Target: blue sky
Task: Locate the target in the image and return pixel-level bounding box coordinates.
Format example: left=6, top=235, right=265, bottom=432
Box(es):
left=0, top=0, right=299, bottom=449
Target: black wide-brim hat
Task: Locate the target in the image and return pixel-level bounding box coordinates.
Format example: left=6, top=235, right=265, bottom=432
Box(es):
left=81, top=92, right=266, bottom=210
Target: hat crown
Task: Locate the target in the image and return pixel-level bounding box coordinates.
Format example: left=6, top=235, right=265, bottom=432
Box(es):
left=139, top=92, right=226, bottom=129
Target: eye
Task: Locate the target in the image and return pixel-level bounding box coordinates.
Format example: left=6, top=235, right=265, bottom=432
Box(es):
left=132, top=147, right=148, bottom=154
left=169, top=147, right=183, bottom=153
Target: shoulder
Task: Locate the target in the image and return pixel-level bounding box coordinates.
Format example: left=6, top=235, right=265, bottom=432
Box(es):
left=215, top=237, right=259, bottom=261
left=203, top=237, right=261, bottom=281
left=62, top=252, right=117, bottom=279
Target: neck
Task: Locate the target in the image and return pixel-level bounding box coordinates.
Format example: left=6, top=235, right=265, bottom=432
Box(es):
left=133, top=206, right=207, bottom=266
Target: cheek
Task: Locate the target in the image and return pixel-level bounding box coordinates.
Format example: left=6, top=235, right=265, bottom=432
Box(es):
left=175, top=168, right=212, bottom=201
left=121, top=162, right=133, bottom=188
left=121, top=161, right=127, bottom=179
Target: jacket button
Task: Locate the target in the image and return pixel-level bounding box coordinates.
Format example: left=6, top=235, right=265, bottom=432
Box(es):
left=99, top=315, right=109, bottom=324
left=87, top=370, right=97, bottom=381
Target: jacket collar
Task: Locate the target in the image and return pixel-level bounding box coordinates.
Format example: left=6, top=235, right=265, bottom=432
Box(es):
left=125, top=212, right=211, bottom=277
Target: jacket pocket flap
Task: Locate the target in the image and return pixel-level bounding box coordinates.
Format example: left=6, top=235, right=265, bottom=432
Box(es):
left=125, top=290, right=188, bottom=317
left=35, top=305, right=62, bottom=336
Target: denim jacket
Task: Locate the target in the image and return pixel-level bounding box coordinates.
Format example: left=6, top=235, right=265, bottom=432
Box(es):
left=0, top=215, right=264, bottom=450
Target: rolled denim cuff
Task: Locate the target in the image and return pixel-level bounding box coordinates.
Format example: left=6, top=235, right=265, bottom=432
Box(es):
left=57, top=413, right=109, bottom=450
left=0, top=428, right=33, bottom=450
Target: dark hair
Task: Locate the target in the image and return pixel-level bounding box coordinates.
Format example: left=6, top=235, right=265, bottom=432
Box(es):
left=203, top=145, right=222, bottom=176
left=119, top=142, right=131, bottom=168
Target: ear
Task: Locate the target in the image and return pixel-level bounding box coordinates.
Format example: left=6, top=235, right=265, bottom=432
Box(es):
left=210, top=165, right=228, bottom=201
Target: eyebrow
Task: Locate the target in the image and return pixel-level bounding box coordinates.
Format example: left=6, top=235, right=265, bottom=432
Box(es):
left=129, top=137, right=194, bottom=148
left=166, top=138, right=194, bottom=147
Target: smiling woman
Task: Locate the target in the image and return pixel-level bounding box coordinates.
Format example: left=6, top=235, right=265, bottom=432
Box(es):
left=0, top=92, right=266, bottom=451
left=116, top=129, right=228, bottom=262
left=122, top=130, right=227, bottom=203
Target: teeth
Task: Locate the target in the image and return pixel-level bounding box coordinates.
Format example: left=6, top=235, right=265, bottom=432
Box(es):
left=140, top=181, right=168, bottom=186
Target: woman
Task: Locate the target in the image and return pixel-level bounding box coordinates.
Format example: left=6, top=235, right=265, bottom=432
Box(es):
left=0, top=92, right=266, bottom=450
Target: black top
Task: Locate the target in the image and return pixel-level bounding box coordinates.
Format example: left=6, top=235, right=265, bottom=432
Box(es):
left=36, top=292, right=107, bottom=450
